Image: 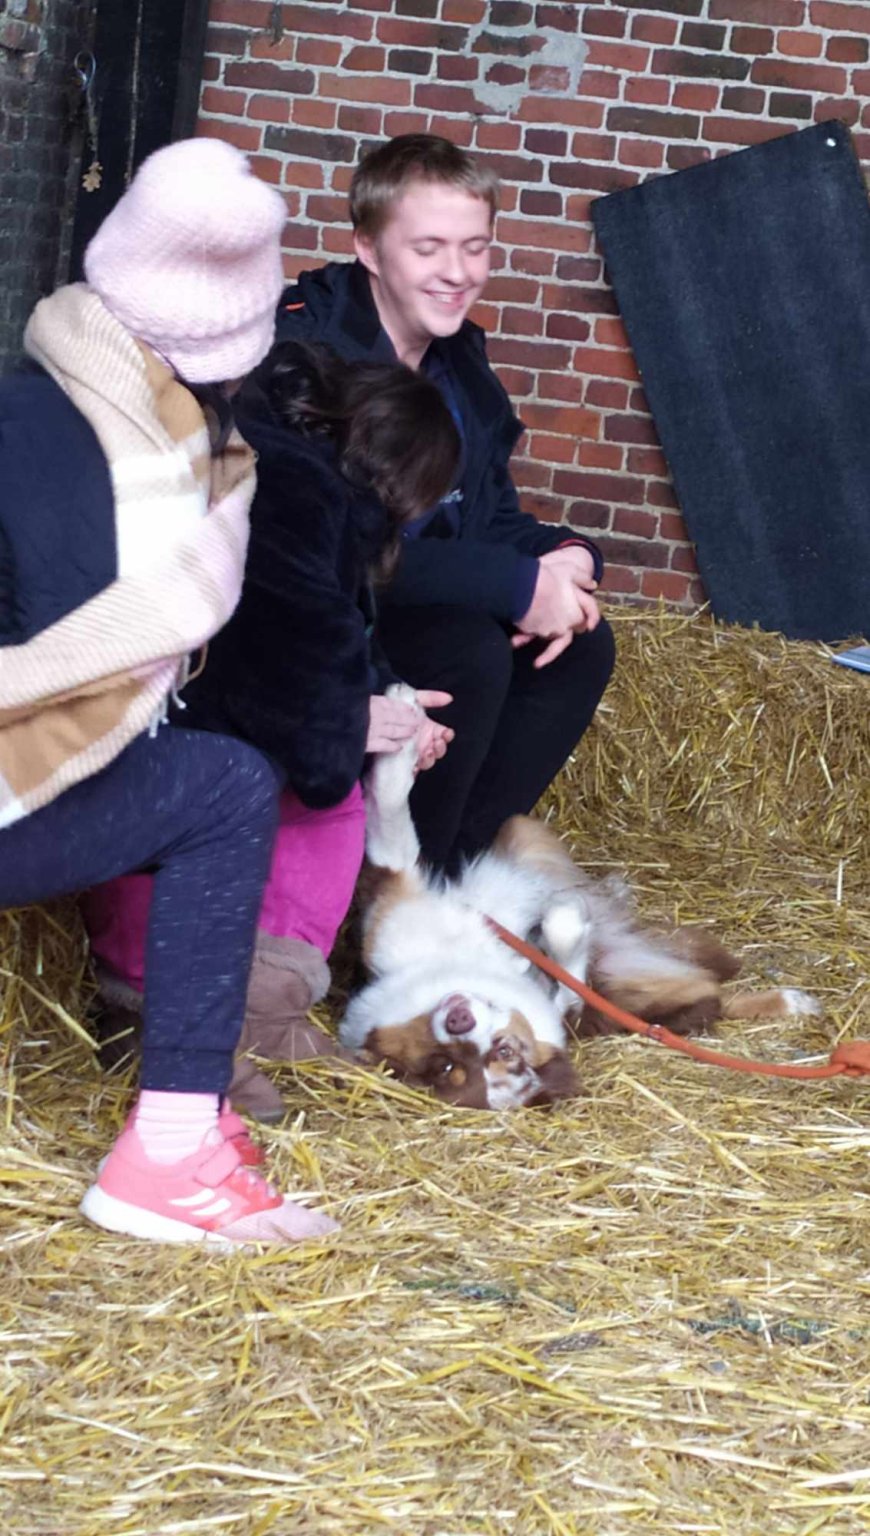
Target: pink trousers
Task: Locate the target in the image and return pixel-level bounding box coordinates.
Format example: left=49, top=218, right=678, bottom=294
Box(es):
left=82, top=784, right=366, bottom=993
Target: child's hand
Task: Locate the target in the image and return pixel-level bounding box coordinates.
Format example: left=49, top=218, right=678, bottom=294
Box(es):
left=412, top=689, right=454, bottom=773
left=366, top=694, right=420, bottom=754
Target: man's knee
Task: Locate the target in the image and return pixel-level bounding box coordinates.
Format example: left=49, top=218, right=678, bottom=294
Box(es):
left=440, top=609, right=514, bottom=698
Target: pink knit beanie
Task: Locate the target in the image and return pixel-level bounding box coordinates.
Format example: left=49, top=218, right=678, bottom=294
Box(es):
left=83, top=137, right=287, bottom=383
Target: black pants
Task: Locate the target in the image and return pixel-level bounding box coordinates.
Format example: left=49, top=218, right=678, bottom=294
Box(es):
left=0, top=729, right=281, bottom=1094
left=378, top=605, right=616, bottom=873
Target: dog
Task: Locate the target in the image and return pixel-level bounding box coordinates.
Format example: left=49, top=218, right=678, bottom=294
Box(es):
left=340, top=686, right=820, bottom=1109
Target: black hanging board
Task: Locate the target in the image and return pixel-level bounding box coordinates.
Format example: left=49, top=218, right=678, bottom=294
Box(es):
left=592, top=122, right=870, bottom=641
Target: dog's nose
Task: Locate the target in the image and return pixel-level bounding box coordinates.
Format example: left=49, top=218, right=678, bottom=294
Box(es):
left=444, top=1001, right=475, bottom=1035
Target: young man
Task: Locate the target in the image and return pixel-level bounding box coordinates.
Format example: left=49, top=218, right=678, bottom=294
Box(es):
left=277, top=134, right=615, bottom=873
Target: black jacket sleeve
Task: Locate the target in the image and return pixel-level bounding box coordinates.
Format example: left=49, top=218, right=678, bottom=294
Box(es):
left=184, top=449, right=373, bottom=810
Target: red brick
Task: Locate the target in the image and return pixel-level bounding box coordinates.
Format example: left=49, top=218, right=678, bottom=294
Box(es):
left=614, top=507, right=659, bottom=538
left=578, top=441, right=623, bottom=469
left=573, top=345, right=641, bottom=383
left=658, top=512, right=688, bottom=541
left=709, top=0, right=803, bottom=22
left=598, top=532, right=668, bottom=568
left=225, top=62, right=316, bottom=92
left=521, top=492, right=567, bottom=521
left=625, top=78, right=671, bottom=105
left=497, top=216, right=591, bottom=253
left=320, top=71, right=412, bottom=103
left=564, top=499, right=613, bottom=530
left=487, top=338, right=573, bottom=368
left=576, top=69, right=623, bottom=99
left=283, top=252, right=315, bottom=280
left=338, top=105, right=383, bottom=132
left=249, top=153, right=282, bottom=183
left=769, top=90, right=813, bottom=118
left=438, top=54, right=479, bottom=80
left=282, top=160, right=325, bottom=188
left=415, top=82, right=486, bottom=112
left=478, top=121, right=523, bottom=149
left=518, top=98, right=606, bottom=127
left=250, top=33, right=296, bottom=61
left=206, top=25, right=250, bottom=56
left=606, top=106, right=701, bottom=139
left=631, top=15, right=678, bottom=44
left=293, top=99, right=338, bottom=127
left=584, top=7, right=627, bottom=38
left=376, top=17, right=467, bottom=48
left=627, top=447, right=668, bottom=477
left=247, top=94, right=292, bottom=123
left=722, top=85, right=767, bottom=112
left=296, top=38, right=341, bottom=66
left=545, top=313, right=593, bottom=341
left=751, top=58, right=847, bottom=90
left=343, top=45, right=387, bottom=69
left=681, top=20, right=728, bottom=47
left=652, top=48, right=750, bottom=80
left=565, top=194, right=594, bottom=225
left=826, top=35, right=868, bottom=62
left=702, top=115, right=788, bottom=145
left=810, top=1, right=870, bottom=32
left=587, top=41, right=651, bottom=71
left=210, top=0, right=274, bottom=24
left=553, top=162, right=639, bottom=194
left=501, top=305, right=545, bottom=336
left=595, top=317, right=630, bottom=348
left=283, top=190, right=302, bottom=217
left=731, top=25, right=774, bottom=51
left=641, top=570, right=694, bottom=601
left=670, top=544, right=699, bottom=573
left=431, top=114, right=474, bottom=145
left=494, top=365, right=535, bottom=396
left=275, top=3, right=375, bottom=39
left=666, top=143, right=713, bottom=168
left=604, top=412, right=658, bottom=445
left=814, top=96, right=861, bottom=124
left=536, top=371, right=586, bottom=403
left=530, top=64, right=572, bottom=92
left=512, top=459, right=552, bottom=490
left=618, top=139, right=666, bottom=170
left=529, top=434, right=578, bottom=463
left=543, top=283, right=617, bottom=315
left=777, top=28, right=823, bottom=55
left=383, top=111, right=429, bottom=135
left=444, top=0, right=487, bottom=18
left=281, top=220, right=319, bottom=249
left=536, top=3, right=582, bottom=31
left=552, top=469, right=646, bottom=504
left=511, top=248, right=555, bottom=276
left=306, top=193, right=348, bottom=223
left=585, top=379, right=628, bottom=409
left=647, top=481, right=680, bottom=510
left=201, top=87, right=247, bottom=116
left=265, top=125, right=356, bottom=159
left=202, top=57, right=221, bottom=81
left=195, top=117, right=262, bottom=151
left=600, top=566, right=641, bottom=595
left=673, top=82, right=720, bottom=110
left=487, top=275, right=541, bottom=302
left=323, top=226, right=356, bottom=254
left=557, top=255, right=601, bottom=282
left=520, top=189, right=563, bottom=215
left=570, top=131, right=617, bottom=161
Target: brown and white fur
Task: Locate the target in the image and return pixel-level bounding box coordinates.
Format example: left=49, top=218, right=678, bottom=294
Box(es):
left=340, top=686, right=820, bottom=1109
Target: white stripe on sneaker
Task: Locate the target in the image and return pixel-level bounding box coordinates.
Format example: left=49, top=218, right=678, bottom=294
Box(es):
left=169, top=1188, right=220, bottom=1210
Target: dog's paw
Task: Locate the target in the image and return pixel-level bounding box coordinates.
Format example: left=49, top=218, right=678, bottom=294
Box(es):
left=542, top=899, right=592, bottom=979
left=385, top=681, right=419, bottom=709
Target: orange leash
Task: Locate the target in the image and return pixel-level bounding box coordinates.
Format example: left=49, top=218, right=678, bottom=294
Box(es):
left=486, top=917, right=870, bottom=1082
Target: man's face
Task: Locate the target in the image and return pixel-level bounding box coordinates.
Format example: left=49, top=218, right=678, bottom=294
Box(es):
left=354, top=181, right=493, bottom=362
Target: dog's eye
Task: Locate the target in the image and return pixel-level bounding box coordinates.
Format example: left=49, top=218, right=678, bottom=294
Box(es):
left=437, top=1060, right=455, bottom=1077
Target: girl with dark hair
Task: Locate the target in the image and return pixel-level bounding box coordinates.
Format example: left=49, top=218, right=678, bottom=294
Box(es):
left=82, top=341, right=462, bottom=1121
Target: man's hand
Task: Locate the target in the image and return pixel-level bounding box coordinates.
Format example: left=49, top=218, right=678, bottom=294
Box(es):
left=413, top=689, right=454, bottom=772
left=539, top=544, right=599, bottom=590
left=512, top=549, right=602, bottom=669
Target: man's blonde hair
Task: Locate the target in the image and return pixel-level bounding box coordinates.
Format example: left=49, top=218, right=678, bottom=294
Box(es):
left=350, top=133, right=499, bottom=239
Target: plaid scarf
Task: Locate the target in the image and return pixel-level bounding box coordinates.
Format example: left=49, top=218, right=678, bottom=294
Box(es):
left=0, top=284, right=256, bottom=827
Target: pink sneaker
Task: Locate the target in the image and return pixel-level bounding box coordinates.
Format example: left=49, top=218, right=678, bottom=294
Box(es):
left=219, top=1101, right=266, bottom=1167
left=80, top=1128, right=339, bottom=1247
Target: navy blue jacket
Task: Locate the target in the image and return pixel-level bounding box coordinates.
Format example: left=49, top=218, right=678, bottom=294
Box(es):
left=0, top=370, right=116, bottom=646
left=182, top=388, right=395, bottom=809
left=275, top=261, right=603, bottom=622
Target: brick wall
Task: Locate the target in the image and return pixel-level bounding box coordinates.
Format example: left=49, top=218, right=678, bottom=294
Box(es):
left=198, top=0, right=870, bottom=608
left=0, top=0, right=90, bottom=373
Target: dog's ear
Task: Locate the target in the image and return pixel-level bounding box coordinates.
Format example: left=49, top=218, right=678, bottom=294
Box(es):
left=528, top=1049, right=580, bottom=1107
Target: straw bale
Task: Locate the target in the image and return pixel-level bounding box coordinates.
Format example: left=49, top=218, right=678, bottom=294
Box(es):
left=1, top=612, right=868, bottom=1536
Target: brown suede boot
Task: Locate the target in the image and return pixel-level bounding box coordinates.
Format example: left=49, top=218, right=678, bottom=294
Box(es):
left=227, top=935, right=355, bottom=1122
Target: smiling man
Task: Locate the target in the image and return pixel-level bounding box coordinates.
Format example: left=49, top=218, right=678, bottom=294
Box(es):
left=276, top=135, right=614, bottom=873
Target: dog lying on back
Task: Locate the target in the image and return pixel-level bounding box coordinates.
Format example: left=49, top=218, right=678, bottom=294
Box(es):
left=340, top=687, right=819, bottom=1109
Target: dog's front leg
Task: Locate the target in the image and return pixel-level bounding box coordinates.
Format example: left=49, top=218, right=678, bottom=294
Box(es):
left=541, top=899, right=593, bottom=1015
left=364, top=683, right=422, bottom=872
